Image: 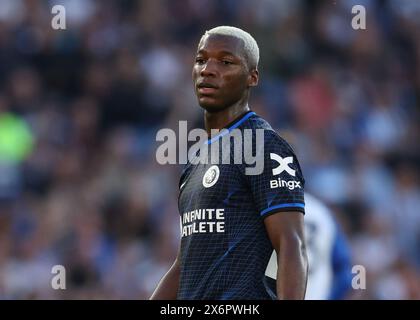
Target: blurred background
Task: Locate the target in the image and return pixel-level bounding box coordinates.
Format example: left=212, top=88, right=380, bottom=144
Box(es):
left=0, top=0, right=418, bottom=299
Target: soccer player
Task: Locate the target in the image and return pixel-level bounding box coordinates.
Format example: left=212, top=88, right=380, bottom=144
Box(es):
left=151, top=26, right=307, bottom=300
left=265, top=193, right=353, bottom=299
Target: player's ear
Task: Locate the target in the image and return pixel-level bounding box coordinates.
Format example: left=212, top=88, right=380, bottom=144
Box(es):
left=247, top=68, right=259, bottom=87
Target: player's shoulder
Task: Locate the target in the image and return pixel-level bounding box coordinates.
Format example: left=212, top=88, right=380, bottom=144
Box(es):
left=246, top=113, right=292, bottom=145
left=244, top=112, right=272, bottom=130
left=251, top=116, right=298, bottom=158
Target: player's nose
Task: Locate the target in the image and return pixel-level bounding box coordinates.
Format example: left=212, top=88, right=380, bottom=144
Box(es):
left=200, top=60, right=217, bottom=77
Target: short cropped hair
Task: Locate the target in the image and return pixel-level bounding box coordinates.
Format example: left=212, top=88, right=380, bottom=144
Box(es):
left=200, top=26, right=260, bottom=69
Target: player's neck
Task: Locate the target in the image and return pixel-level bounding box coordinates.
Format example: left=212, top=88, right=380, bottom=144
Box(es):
left=204, top=101, right=250, bottom=136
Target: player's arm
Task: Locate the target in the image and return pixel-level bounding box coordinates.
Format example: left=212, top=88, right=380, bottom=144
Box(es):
left=149, top=245, right=181, bottom=300
left=264, top=211, right=308, bottom=300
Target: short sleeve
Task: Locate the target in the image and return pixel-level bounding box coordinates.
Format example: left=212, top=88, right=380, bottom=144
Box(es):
left=244, top=131, right=305, bottom=218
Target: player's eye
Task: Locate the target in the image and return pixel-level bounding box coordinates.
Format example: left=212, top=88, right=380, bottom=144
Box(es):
left=221, top=60, right=233, bottom=65
left=195, top=57, right=205, bottom=65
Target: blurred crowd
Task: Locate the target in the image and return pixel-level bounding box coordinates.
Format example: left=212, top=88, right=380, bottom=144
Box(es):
left=0, top=0, right=418, bottom=299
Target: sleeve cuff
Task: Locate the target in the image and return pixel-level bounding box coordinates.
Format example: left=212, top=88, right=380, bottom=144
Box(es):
left=260, top=203, right=305, bottom=217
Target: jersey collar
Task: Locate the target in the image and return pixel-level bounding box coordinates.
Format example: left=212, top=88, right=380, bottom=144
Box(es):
left=206, top=111, right=256, bottom=145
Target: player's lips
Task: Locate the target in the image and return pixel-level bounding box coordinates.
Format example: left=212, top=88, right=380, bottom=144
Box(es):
left=197, top=82, right=219, bottom=95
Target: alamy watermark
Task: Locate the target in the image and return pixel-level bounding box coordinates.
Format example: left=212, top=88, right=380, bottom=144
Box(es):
left=50, top=4, right=366, bottom=31
left=352, top=264, right=366, bottom=290
left=352, top=5, right=367, bottom=30
left=51, top=5, right=66, bottom=30
left=51, top=265, right=66, bottom=290
left=156, top=122, right=265, bottom=175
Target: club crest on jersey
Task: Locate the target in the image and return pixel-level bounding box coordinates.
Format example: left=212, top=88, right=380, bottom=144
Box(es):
left=202, top=165, right=220, bottom=188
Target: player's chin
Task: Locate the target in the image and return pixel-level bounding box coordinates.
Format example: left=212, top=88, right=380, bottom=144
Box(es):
left=198, top=97, right=224, bottom=112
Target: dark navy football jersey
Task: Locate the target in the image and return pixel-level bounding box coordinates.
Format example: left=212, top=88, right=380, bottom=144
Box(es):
left=177, top=111, right=305, bottom=300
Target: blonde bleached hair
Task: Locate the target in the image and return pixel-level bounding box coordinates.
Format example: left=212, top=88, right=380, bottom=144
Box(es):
left=200, top=26, right=260, bottom=69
